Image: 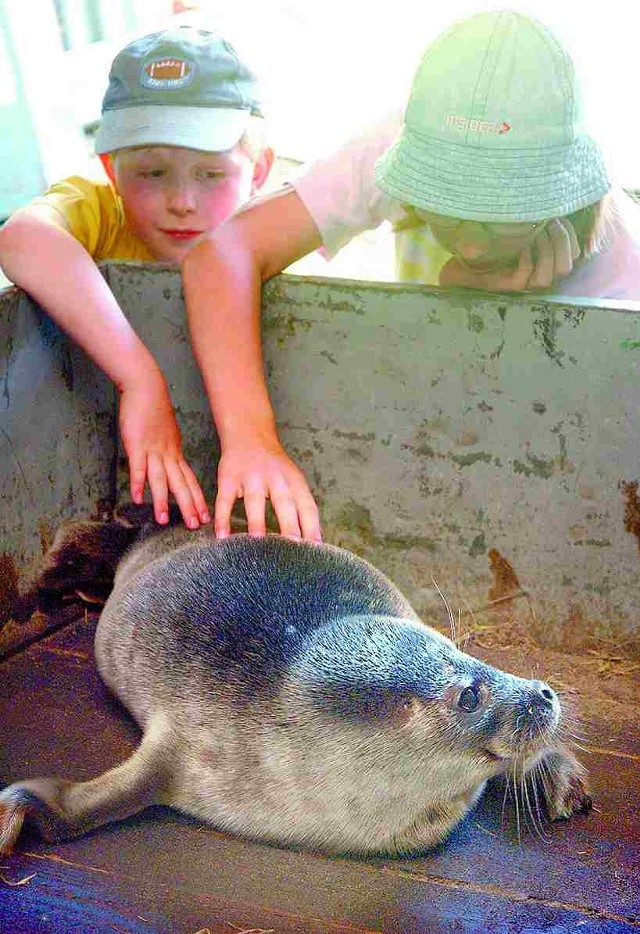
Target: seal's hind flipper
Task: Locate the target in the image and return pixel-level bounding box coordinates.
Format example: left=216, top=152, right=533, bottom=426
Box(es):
left=0, top=715, right=174, bottom=853
left=11, top=517, right=141, bottom=622
left=0, top=795, right=28, bottom=854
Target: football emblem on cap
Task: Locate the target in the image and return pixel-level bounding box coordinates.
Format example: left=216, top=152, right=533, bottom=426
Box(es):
left=141, top=58, right=194, bottom=90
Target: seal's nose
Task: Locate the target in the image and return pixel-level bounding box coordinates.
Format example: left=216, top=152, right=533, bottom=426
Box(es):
left=530, top=679, right=558, bottom=708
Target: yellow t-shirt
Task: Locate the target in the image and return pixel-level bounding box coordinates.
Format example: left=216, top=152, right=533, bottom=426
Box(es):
left=29, top=176, right=156, bottom=262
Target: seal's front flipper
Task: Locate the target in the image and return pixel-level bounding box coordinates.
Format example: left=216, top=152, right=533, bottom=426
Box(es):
left=532, top=747, right=592, bottom=821
left=0, top=716, right=175, bottom=854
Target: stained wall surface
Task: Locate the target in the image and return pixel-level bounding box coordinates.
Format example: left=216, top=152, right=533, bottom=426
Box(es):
left=2, top=265, right=639, bottom=654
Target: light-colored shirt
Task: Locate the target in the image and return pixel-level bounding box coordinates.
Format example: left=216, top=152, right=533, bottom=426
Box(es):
left=292, top=111, right=640, bottom=300
left=29, top=176, right=155, bottom=262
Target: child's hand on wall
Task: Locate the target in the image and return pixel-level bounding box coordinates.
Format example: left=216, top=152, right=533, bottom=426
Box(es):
left=214, top=437, right=322, bottom=543
left=118, top=369, right=211, bottom=530
left=439, top=218, right=580, bottom=292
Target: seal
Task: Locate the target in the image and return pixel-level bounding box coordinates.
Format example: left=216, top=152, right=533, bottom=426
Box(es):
left=0, top=514, right=591, bottom=856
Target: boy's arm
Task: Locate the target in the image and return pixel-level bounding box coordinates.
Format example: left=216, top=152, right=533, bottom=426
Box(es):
left=0, top=208, right=210, bottom=529
left=181, top=187, right=323, bottom=542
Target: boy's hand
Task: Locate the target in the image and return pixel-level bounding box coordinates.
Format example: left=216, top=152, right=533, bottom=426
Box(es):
left=214, top=438, right=322, bottom=543
left=439, top=218, right=580, bottom=292
left=118, top=370, right=211, bottom=530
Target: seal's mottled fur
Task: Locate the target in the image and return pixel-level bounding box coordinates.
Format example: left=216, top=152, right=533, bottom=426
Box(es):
left=0, top=517, right=591, bottom=856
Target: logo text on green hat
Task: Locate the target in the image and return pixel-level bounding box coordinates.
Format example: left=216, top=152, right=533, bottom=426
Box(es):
left=445, top=115, right=511, bottom=134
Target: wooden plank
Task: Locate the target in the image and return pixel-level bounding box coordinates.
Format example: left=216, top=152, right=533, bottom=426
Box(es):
left=1, top=619, right=639, bottom=933
left=2, top=833, right=637, bottom=934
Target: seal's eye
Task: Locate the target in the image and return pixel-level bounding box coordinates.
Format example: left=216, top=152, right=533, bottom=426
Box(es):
left=458, top=685, right=481, bottom=712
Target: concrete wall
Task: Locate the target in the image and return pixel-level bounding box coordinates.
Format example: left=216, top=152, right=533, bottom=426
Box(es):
left=2, top=264, right=639, bottom=656
left=0, top=288, right=114, bottom=570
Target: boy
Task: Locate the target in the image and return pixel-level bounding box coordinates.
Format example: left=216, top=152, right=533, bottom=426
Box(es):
left=181, top=10, right=640, bottom=543
left=0, top=26, right=275, bottom=531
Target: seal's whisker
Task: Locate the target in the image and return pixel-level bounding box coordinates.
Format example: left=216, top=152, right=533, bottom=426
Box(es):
left=559, top=725, right=589, bottom=744
left=555, top=724, right=590, bottom=751
left=563, top=724, right=588, bottom=740
left=538, top=750, right=554, bottom=785
left=500, top=774, right=511, bottom=832
left=456, top=606, right=471, bottom=651
left=520, top=770, right=543, bottom=841
left=536, top=755, right=555, bottom=810
left=561, top=739, right=591, bottom=755
left=509, top=762, right=522, bottom=845
left=554, top=697, right=586, bottom=726
left=453, top=589, right=476, bottom=650
left=525, top=767, right=550, bottom=841
left=431, top=577, right=456, bottom=642
left=514, top=774, right=523, bottom=845
left=532, top=768, right=548, bottom=827
left=523, top=732, right=552, bottom=840
left=556, top=708, right=586, bottom=727
left=557, top=722, right=588, bottom=740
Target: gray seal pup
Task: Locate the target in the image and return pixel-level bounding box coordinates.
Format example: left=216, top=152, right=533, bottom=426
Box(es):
left=0, top=515, right=591, bottom=857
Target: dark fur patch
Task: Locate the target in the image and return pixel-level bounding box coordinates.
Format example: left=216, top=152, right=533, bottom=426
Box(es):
left=115, top=536, right=420, bottom=700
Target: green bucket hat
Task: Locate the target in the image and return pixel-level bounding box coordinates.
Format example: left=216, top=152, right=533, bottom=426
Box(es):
left=95, top=26, right=263, bottom=155
left=375, top=10, right=611, bottom=222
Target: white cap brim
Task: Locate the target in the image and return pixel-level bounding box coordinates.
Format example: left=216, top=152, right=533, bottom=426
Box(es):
left=95, top=104, right=253, bottom=154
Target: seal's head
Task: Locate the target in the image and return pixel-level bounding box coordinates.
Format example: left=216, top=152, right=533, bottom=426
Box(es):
left=271, top=612, right=565, bottom=853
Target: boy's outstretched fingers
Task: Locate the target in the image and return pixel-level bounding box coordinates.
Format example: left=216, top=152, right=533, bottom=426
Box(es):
left=164, top=456, right=211, bottom=529
left=272, top=473, right=322, bottom=543
left=214, top=444, right=322, bottom=542
left=145, top=452, right=170, bottom=525
left=243, top=484, right=268, bottom=537
left=119, top=372, right=210, bottom=530
left=133, top=453, right=211, bottom=529
left=269, top=480, right=302, bottom=540
left=128, top=449, right=149, bottom=508
left=301, top=495, right=322, bottom=543
left=213, top=476, right=238, bottom=539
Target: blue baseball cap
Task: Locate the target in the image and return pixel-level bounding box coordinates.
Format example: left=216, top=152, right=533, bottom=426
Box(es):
left=95, top=26, right=264, bottom=155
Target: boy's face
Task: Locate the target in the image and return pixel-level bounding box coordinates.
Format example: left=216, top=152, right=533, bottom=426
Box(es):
left=111, top=145, right=268, bottom=262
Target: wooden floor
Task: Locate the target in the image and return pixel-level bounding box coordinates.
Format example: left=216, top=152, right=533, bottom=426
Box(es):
left=1, top=611, right=638, bottom=934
